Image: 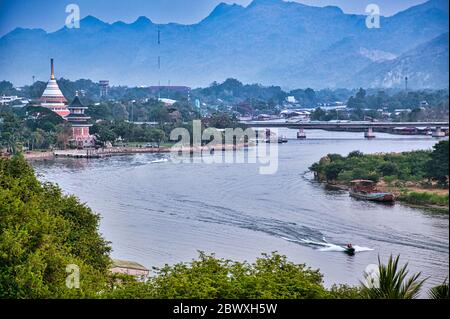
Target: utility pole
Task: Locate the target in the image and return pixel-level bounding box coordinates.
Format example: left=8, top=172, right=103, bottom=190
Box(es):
left=158, top=27, right=161, bottom=100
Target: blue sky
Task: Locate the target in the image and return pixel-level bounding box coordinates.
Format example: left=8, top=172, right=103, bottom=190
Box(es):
left=0, top=0, right=428, bottom=36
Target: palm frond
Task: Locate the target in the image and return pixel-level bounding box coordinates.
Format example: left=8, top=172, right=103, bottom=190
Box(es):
left=428, top=279, right=449, bottom=299
left=361, top=255, right=426, bottom=299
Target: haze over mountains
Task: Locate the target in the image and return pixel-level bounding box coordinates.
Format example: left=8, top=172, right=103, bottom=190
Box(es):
left=0, top=0, right=448, bottom=89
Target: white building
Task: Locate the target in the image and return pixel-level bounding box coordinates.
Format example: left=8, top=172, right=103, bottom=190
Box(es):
left=0, top=95, right=19, bottom=105
left=158, top=98, right=177, bottom=106
left=286, top=96, right=297, bottom=104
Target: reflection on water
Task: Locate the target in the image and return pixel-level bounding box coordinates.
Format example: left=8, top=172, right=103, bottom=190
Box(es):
left=33, top=130, right=449, bottom=293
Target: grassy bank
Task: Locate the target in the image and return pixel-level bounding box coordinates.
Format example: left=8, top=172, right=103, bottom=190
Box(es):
left=397, top=191, right=449, bottom=210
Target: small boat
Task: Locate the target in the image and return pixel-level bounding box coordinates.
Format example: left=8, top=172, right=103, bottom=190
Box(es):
left=349, top=180, right=395, bottom=203
left=345, top=247, right=355, bottom=255
left=278, top=137, right=288, bottom=143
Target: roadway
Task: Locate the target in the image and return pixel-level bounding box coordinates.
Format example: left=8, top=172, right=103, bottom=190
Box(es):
left=242, top=121, right=449, bottom=130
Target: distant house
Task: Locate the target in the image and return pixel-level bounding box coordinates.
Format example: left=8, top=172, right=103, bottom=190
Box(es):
left=280, top=109, right=311, bottom=121
left=286, top=96, right=297, bottom=103
left=0, top=95, right=20, bottom=105
left=110, top=259, right=150, bottom=282
left=394, top=108, right=412, bottom=116
left=257, top=114, right=272, bottom=121
left=158, top=98, right=177, bottom=106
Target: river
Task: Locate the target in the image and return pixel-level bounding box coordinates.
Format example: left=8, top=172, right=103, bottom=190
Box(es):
left=32, top=130, right=449, bottom=293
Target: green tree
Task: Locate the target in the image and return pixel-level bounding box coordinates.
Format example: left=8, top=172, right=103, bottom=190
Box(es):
left=111, top=252, right=332, bottom=299
left=92, top=123, right=117, bottom=144
left=426, top=141, right=449, bottom=186
left=0, top=156, right=111, bottom=298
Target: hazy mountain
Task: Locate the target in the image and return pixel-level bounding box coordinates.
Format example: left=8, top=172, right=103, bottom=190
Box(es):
left=349, top=32, right=449, bottom=89
left=0, top=0, right=448, bottom=89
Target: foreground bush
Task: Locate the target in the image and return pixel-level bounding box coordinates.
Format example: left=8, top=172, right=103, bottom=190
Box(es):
left=0, top=155, right=111, bottom=298
left=106, top=252, right=359, bottom=299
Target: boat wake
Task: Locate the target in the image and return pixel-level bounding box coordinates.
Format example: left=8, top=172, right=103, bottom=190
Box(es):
left=281, top=237, right=374, bottom=253
left=150, top=159, right=168, bottom=164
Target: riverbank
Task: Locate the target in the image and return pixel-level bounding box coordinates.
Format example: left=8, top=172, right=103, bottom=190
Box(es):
left=324, top=181, right=448, bottom=211
left=22, top=143, right=249, bottom=161
left=310, top=141, right=449, bottom=211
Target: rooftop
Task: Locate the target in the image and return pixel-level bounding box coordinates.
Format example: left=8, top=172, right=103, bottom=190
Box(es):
left=68, top=96, right=88, bottom=109
left=111, top=259, right=149, bottom=271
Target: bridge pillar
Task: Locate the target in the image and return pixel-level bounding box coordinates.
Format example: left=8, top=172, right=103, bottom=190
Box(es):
left=364, top=127, right=376, bottom=139
left=432, top=126, right=445, bottom=137
left=265, top=129, right=272, bottom=142
left=297, top=128, right=306, bottom=139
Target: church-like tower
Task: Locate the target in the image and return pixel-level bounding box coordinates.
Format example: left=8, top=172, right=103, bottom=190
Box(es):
left=39, top=58, right=70, bottom=118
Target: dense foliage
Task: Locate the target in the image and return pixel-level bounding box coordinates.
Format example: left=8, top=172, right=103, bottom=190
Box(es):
left=310, top=141, right=449, bottom=187
left=347, top=88, right=449, bottom=112
left=0, top=106, right=71, bottom=153
left=0, top=156, right=111, bottom=298
left=91, top=121, right=166, bottom=145
left=106, top=252, right=358, bottom=299
left=87, top=99, right=200, bottom=123
left=311, top=88, right=449, bottom=121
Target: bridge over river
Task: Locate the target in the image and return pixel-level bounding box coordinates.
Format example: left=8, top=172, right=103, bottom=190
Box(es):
left=242, top=121, right=450, bottom=139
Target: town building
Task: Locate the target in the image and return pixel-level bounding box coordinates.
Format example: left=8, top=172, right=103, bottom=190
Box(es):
left=1, top=95, right=29, bottom=108
left=99, top=80, right=109, bottom=97
left=0, top=95, right=19, bottom=105
left=158, top=97, right=177, bottom=106
left=39, top=59, right=70, bottom=118
left=110, top=259, right=150, bottom=282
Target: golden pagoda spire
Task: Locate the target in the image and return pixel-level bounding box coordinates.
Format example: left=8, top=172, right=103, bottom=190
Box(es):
left=50, top=58, right=55, bottom=80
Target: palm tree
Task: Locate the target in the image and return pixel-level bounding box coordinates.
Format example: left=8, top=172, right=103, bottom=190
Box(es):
left=428, top=280, right=449, bottom=299
left=361, top=255, right=426, bottom=299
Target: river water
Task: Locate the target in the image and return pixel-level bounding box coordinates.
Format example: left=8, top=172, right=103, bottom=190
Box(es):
left=32, top=130, right=449, bottom=293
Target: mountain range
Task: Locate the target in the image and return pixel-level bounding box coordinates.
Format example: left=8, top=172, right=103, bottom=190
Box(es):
left=0, top=0, right=448, bottom=89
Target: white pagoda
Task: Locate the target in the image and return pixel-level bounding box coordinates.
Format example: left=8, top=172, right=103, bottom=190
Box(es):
left=39, top=58, right=70, bottom=118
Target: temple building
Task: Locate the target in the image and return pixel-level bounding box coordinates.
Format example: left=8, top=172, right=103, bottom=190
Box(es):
left=66, top=93, right=94, bottom=148
left=39, top=58, right=70, bottom=118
